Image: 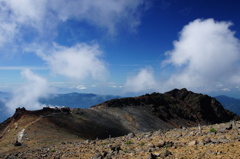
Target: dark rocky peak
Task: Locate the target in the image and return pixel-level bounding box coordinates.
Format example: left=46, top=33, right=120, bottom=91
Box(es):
left=93, top=92, right=169, bottom=108
left=13, top=107, right=27, bottom=120
left=0, top=107, right=28, bottom=133
left=95, top=88, right=199, bottom=109
left=15, top=107, right=27, bottom=113
left=164, top=88, right=194, bottom=100
left=93, top=88, right=238, bottom=124
left=10, top=106, right=71, bottom=122
left=101, top=97, right=140, bottom=107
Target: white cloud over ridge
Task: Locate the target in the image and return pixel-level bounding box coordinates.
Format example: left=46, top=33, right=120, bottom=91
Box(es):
left=5, top=69, right=53, bottom=114
left=164, top=19, right=240, bottom=91
left=124, top=67, right=157, bottom=93
left=124, top=19, right=240, bottom=93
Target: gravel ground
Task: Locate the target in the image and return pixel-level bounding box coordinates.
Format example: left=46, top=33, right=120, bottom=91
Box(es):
left=1, top=120, right=240, bottom=159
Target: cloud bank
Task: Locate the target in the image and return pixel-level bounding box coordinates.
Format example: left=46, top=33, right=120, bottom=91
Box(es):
left=124, top=19, right=240, bottom=93
left=5, top=69, right=53, bottom=114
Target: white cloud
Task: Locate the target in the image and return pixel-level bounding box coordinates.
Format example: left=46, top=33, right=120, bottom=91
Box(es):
left=123, top=19, right=240, bottom=94
left=0, top=2, right=17, bottom=47
left=0, top=20, right=17, bottom=47
left=0, top=0, right=51, bottom=49
left=74, top=85, right=87, bottom=90
left=124, top=67, right=158, bottom=93
left=111, top=85, right=123, bottom=89
left=4, top=0, right=47, bottom=25
left=36, top=43, right=108, bottom=81
left=49, top=0, right=148, bottom=34
left=5, top=69, right=53, bottom=114
left=222, top=88, right=230, bottom=92
left=163, top=19, right=240, bottom=92
left=0, top=0, right=146, bottom=85
left=0, top=0, right=148, bottom=47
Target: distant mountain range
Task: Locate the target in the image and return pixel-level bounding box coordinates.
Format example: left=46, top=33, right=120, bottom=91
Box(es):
left=39, top=92, right=121, bottom=108
left=215, top=95, right=240, bottom=116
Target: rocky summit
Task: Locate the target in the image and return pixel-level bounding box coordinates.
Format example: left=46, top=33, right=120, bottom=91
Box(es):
left=0, top=88, right=239, bottom=158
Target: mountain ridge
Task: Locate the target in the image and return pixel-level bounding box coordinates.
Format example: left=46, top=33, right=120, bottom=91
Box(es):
left=0, top=88, right=239, bottom=156
left=92, top=88, right=237, bottom=124
left=1, top=88, right=237, bottom=138
left=1, top=91, right=240, bottom=123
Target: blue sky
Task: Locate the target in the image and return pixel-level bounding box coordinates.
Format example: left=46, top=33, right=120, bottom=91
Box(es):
left=1, top=0, right=240, bottom=112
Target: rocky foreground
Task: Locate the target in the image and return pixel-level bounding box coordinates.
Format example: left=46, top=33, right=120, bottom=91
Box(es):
left=1, top=120, right=240, bottom=159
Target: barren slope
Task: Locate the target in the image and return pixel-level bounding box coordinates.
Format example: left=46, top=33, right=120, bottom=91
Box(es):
left=1, top=120, right=240, bottom=158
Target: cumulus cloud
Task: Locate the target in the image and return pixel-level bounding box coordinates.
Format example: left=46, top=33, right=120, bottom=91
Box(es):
left=5, top=69, right=53, bottom=114
left=124, top=19, right=240, bottom=93
left=163, top=19, right=240, bottom=92
left=124, top=67, right=158, bottom=93
left=35, top=43, right=108, bottom=81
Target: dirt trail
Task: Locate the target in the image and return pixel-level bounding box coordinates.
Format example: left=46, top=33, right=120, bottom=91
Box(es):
left=17, top=117, right=41, bottom=142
